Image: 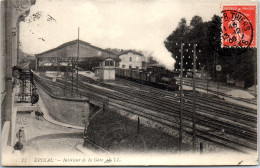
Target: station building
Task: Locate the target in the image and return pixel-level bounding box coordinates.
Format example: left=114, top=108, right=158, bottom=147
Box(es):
left=95, top=57, right=119, bottom=81
left=35, top=40, right=120, bottom=81
left=118, top=51, right=147, bottom=70
left=35, top=40, right=119, bottom=71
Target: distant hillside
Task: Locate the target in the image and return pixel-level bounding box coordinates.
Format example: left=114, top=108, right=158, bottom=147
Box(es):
left=18, top=49, right=35, bottom=64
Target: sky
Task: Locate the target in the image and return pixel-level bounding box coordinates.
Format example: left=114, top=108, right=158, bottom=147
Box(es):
left=20, top=0, right=220, bottom=69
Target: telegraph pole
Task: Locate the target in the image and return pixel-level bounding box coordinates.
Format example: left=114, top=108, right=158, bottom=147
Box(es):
left=76, top=27, right=79, bottom=93
left=254, top=51, right=257, bottom=96
left=179, top=42, right=184, bottom=152
left=216, top=53, right=220, bottom=97
left=213, top=52, right=216, bottom=82
left=217, top=73, right=220, bottom=96
left=71, top=57, right=74, bottom=97
left=207, top=60, right=209, bottom=94
left=192, top=43, right=197, bottom=151
left=56, top=57, right=59, bottom=78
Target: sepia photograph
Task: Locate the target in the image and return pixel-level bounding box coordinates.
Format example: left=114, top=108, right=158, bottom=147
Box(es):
left=1, top=0, right=258, bottom=166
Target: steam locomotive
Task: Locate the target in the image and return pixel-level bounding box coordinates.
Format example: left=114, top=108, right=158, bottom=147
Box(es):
left=116, top=65, right=179, bottom=91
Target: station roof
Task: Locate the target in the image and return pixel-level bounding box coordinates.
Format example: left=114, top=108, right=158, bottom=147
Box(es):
left=118, top=50, right=143, bottom=56
left=97, top=56, right=120, bottom=61
left=35, top=39, right=116, bottom=58
left=147, top=63, right=165, bottom=67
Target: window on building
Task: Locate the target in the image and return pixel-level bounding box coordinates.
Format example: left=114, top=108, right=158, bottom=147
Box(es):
left=142, top=62, right=146, bottom=68
left=129, top=65, right=132, bottom=69
left=109, top=60, right=114, bottom=66
left=136, top=66, right=139, bottom=69
left=122, top=65, right=126, bottom=68
left=105, top=60, right=110, bottom=66
left=130, top=57, right=132, bottom=62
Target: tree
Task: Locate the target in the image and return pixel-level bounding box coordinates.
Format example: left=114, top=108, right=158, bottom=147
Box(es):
left=164, top=15, right=257, bottom=88
left=164, top=18, right=189, bottom=66
left=105, top=48, right=124, bottom=55
left=190, top=15, right=203, bottom=27
left=175, top=18, right=189, bottom=38
left=164, top=17, right=205, bottom=72
left=147, top=55, right=158, bottom=64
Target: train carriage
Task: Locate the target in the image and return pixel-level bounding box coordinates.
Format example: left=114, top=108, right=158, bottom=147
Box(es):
left=115, top=68, right=120, bottom=77
left=149, top=73, right=157, bottom=85
left=124, top=69, right=131, bottom=79
left=140, top=71, right=148, bottom=84
left=116, top=68, right=123, bottom=78
left=131, top=70, right=137, bottom=81
left=115, top=65, right=179, bottom=91
left=119, top=68, right=124, bottom=77
left=132, top=70, right=141, bottom=81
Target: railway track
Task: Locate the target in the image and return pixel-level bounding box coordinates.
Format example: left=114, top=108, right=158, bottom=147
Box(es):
left=176, top=77, right=257, bottom=105
left=35, top=74, right=257, bottom=153
left=114, top=77, right=257, bottom=115
left=78, top=76, right=257, bottom=126
left=77, top=75, right=257, bottom=147
left=105, top=79, right=257, bottom=139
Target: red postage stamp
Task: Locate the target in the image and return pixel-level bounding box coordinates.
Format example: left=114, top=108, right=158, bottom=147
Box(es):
left=222, top=5, right=256, bottom=47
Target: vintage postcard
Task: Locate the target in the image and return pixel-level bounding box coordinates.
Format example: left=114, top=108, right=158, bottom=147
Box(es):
left=1, top=0, right=258, bottom=166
